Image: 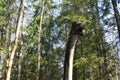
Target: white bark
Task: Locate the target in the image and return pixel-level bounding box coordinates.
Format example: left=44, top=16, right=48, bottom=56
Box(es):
left=6, top=0, right=14, bottom=69
left=64, top=35, right=78, bottom=80
left=18, top=9, right=25, bottom=80
left=6, top=0, right=25, bottom=80
left=64, top=21, right=85, bottom=80
left=18, top=51, right=23, bottom=80
left=68, top=38, right=77, bottom=80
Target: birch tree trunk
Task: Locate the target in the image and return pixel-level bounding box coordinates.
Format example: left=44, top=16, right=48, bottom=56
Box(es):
left=6, top=0, right=14, bottom=71
left=5, top=0, right=14, bottom=79
left=18, top=9, right=25, bottom=80
left=37, top=0, right=45, bottom=80
left=6, top=0, right=25, bottom=80
left=111, top=0, right=120, bottom=38
left=18, top=43, right=24, bottom=80
left=63, top=22, right=85, bottom=80
left=111, top=0, right=120, bottom=80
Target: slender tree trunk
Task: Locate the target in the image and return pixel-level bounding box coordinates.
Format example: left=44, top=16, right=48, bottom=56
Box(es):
left=37, top=0, right=45, bottom=80
left=111, top=1, right=120, bottom=79
left=17, top=9, right=25, bottom=80
left=111, top=0, right=120, bottom=38
left=5, top=0, right=14, bottom=79
left=6, top=0, right=25, bottom=80
left=5, top=0, right=14, bottom=72
left=63, top=22, right=85, bottom=80
left=18, top=45, right=23, bottom=80
left=116, top=55, right=119, bottom=80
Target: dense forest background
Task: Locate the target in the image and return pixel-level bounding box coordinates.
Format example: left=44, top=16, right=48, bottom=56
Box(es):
left=0, top=0, right=120, bottom=80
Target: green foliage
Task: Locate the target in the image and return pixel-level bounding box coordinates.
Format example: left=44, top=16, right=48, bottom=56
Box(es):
left=0, top=47, right=6, bottom=54
left=0, top=6, right=6, bottom=12
left=0, top=16, right=7, bottom=25
left=63, top=14, right=90, bottom=24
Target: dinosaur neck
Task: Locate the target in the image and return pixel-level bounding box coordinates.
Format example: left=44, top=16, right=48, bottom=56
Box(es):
left=64, top=35, right=78, bottom=80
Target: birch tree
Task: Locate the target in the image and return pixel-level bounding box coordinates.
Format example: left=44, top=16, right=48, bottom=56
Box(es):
left=17, top=8, right=26, bottom=80
left=111, top=0, right=120, bottom=39
left=6, top=0, right=25, bottom=80
left=5, top=0, right=14, bottom=76
left=111, top=1, right=120, bottom=79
